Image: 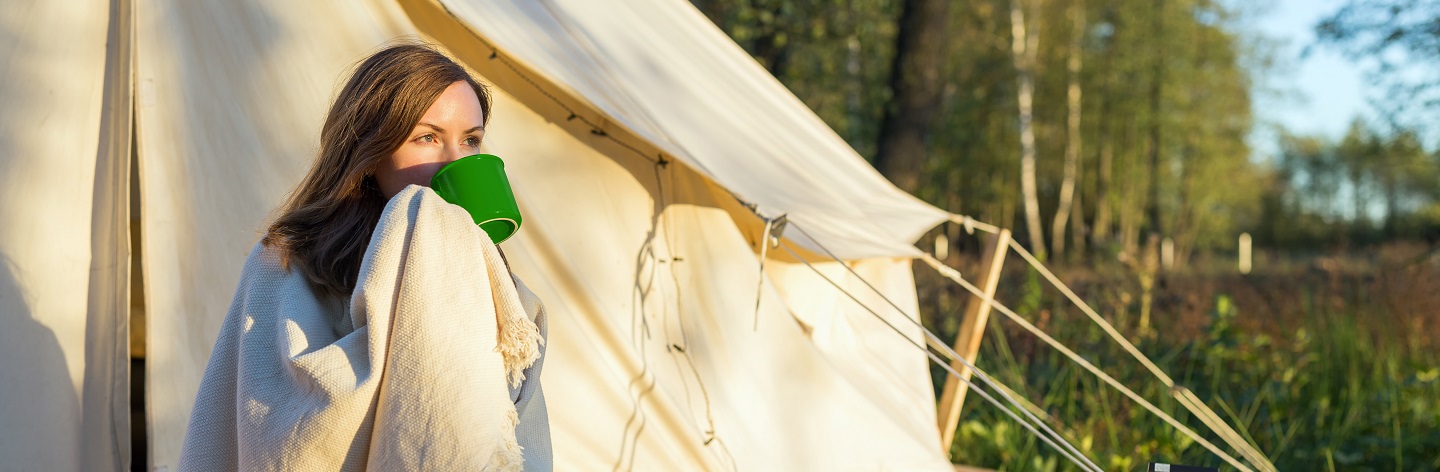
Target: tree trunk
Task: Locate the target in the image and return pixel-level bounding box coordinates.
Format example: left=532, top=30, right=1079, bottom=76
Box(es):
left=1091, top=8, right=1115, bottom=246
left=873, top=0, right=950, bottom=193
left=1052, top=1, right=1086, bottom=257
left=1138, top=233, right=1159, bottom=336
left=1351, top=167, right=1365, bottom=227
left=1175, top=143, right=1194, bottom=269
left=750, top=10, right=791, bottom=78
left=1093, top=140, right=1113, bottom=242
left=1145, top=0, right=1165, bottom=272
left=845, top=3, right=864, bottom=150
left=1071, top=179, right=1086, bottom=258
left=1384, top=183, right=1399, bottom=237
left=690, top=0, right=724, bottom=23
left=1120, top=119, right=1140, bottom=254
left=1011, top=0, right=1046, bottom=259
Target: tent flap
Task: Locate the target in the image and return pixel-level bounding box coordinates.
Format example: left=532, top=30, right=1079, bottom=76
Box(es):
left=421, top=0, right=949, bottom=260
left=0, top=0, right=122, bottom=469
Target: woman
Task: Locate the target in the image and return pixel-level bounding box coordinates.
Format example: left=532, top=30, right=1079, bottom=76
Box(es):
left=177, top=43, right=551, bottom=471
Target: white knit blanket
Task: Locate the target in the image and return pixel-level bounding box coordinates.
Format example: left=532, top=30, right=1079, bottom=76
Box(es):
left=178, top=185, right=550, bottom=471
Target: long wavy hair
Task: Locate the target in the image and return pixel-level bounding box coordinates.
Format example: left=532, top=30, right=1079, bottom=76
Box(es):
left=263, top=43, right=492, bottom=296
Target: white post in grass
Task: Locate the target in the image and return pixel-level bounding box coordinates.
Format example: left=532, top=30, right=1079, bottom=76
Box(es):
left=1161, top=237, right=1174, bottom=270
left=1238, top=232, right=1252, bottom=274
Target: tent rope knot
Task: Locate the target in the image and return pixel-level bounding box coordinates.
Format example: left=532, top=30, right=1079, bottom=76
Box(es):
left=752, top=211, right=786, bottom=331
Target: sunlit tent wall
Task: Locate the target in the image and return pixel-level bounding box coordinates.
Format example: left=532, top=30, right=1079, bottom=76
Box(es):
left=0, top=0, right=956, bottom=469
left=0, top=0, right=131, bottom=470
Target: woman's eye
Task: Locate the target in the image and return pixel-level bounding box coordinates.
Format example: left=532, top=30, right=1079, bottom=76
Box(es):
left=464, top=137, right=481, bottom=147
left=417, top=134, right=435, bottom=143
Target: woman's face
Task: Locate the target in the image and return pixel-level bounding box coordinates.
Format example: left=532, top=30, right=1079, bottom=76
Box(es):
left=374, top=80, right=486, bottom=198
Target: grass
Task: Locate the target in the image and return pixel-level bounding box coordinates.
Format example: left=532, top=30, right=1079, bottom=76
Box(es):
left=921, top=243, right=1440, bottom=471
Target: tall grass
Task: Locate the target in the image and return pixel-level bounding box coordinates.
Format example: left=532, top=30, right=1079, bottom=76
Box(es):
left=929, top=257, right=1440, bottom=471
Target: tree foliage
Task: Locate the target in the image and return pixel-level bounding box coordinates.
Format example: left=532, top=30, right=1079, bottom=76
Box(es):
left=696, top=0, right=1263, bottom=263
left=1259, top=121, right=1440, bottom=248
left=1316, top=0, right=1440, bottom=130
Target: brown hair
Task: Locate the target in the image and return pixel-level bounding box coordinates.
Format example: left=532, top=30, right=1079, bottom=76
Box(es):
left=262, top=43, right=492, bottom=296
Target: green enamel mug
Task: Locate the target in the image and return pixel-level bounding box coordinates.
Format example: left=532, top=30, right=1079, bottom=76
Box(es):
left=429, top=154, right=523, bottom=244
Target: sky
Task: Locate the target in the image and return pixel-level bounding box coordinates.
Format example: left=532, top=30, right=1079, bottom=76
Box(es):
left=1247, top=0, right=1372, bottom=159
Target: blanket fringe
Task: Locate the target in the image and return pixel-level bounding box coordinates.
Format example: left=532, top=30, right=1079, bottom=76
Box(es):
left=489, top=405, right=525, bottom=471
left=496, top=306, right=544, bottom=389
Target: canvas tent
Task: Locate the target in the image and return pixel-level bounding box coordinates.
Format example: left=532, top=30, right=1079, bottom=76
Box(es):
left=1, top=0, right=958, bottom=469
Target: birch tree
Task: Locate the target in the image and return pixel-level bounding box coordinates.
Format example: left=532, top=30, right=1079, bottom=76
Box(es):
left=1051, top=0, right=1085, bottom=257
left=1011, top=0, right=1046, bottom=259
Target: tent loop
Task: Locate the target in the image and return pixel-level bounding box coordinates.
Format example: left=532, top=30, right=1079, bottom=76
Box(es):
left=734, top=196, right=758, bottom=214
left=946, top=213, right=1002, bottom=235
left=751, top=212, right=786, bottom=331
left=928, top=254, right=962, bottom=280
left=766, top=214, right=788, bottom=245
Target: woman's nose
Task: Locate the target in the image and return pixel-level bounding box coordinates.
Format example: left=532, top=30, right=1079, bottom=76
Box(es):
left=443, top=143, right=465, bottom=163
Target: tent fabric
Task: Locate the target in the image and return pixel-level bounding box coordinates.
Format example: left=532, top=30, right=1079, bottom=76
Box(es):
left=479, top=87, right=953, bottom=470
left=401, top=0, right=950, bottom=261
left=178, top=186, right=549, bottom=471
left=0, top=0, right=955, bottom=470
left=0, top=0, right=130, bottom=470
